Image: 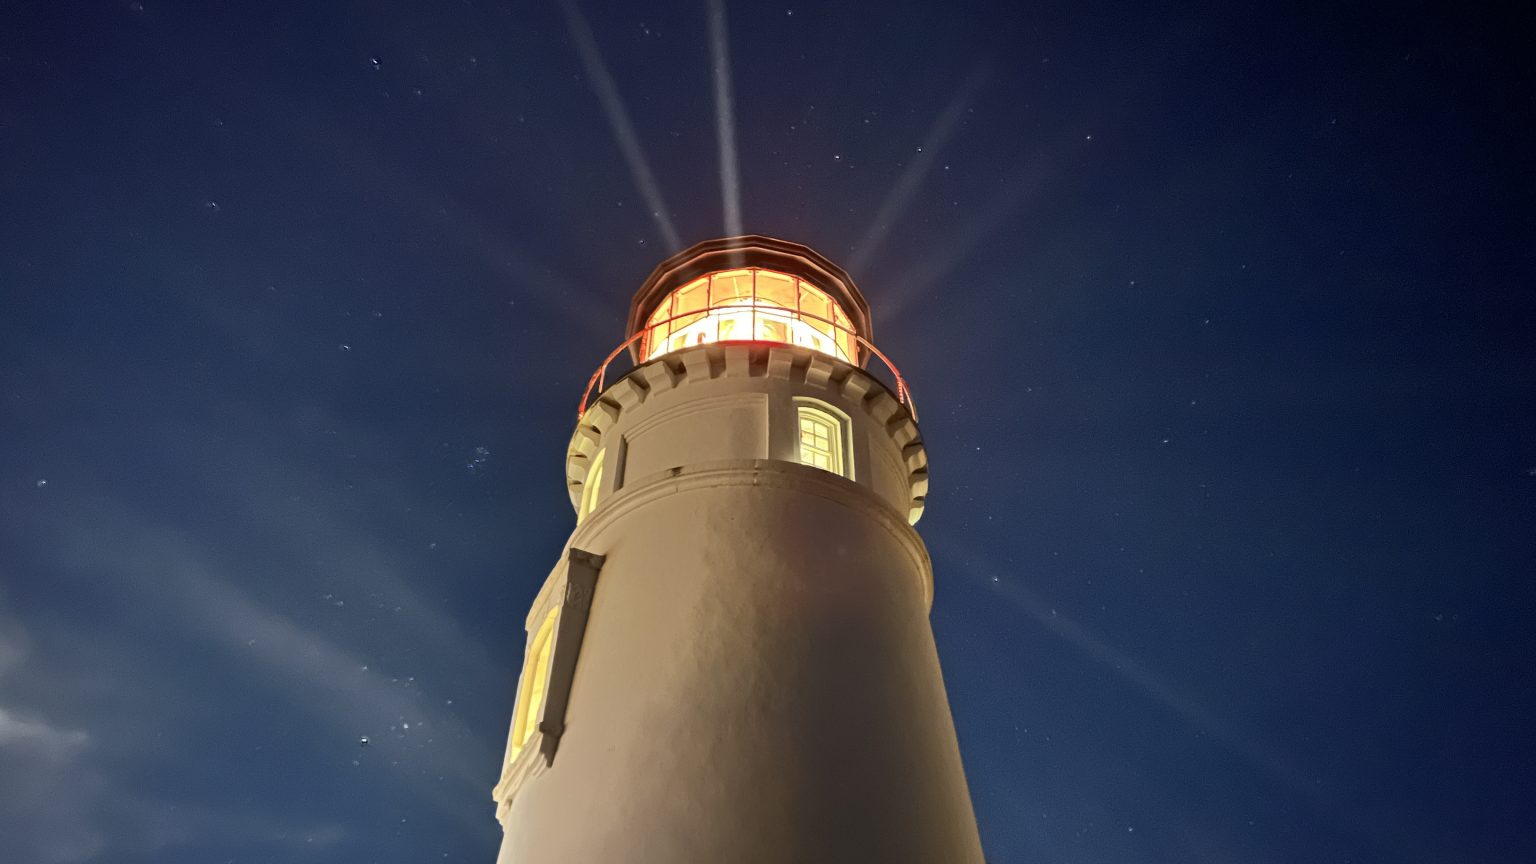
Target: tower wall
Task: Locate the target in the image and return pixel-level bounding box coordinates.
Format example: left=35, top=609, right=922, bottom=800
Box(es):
left=566, top=342, right=929, bottom=528
left=498, top=466, right=980, bottom=863
left=494, top=342, right=981, bottom=863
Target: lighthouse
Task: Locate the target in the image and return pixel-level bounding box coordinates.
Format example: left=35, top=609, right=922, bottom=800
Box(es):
left=490, top=235, right=984, bottom=863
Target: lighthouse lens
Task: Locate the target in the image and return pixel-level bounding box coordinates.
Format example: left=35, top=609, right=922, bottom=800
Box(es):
left=641, top=268, right=854, bottom=363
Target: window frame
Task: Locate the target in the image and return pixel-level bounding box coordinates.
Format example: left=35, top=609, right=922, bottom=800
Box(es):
left=491, top=549, right=604, bottom=823
left=508, top=606, right=560, bottom=760
left=577, top=448, right=605, bottom=523
left=794, top=398, right=853, bottom=480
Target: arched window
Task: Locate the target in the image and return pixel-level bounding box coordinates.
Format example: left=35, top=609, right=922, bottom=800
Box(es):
left=509, top=606, right=560, bottom=761
left=577, top=449, right=604, bottom=523
left=795, top=401, right=850, bottom=479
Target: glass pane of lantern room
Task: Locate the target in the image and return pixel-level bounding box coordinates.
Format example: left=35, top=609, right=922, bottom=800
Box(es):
left=798, top=281, right=834, bottom=337
left=753, top=270, right=797, bottom=347
left=668, top=276, right=709, bottom=350
left=711, top=270, right=754, bottom=306
left=674, top=276, right=708, bottom=316
left=832, top=304, right=854, bottom=361
left=756, top=270, right=797, bottom=310
left=759, top=317, right=789, bottom=343
left=645, top=295, right=674, bottom=358
left=707, top=270, right=754, bottom=345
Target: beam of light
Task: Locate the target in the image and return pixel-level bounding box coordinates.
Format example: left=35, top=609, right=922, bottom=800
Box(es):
left=878, top=152, right=1054, bottom=324
left=926, top=531, right=1310, bottom=789
left=848, top=64, right=989, bottom=274
left=559, top=0, right=681, bottom=251
left=872, top=54, right=1182, bottom=325
left=284, top=112, right=611, bottom=342
left=706, top=0, right=743, bottom=237
left=929, top=531, right=1439, bottom=864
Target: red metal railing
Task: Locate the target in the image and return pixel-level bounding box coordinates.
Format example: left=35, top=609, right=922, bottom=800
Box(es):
left=577, top=307, right=917, bottom=423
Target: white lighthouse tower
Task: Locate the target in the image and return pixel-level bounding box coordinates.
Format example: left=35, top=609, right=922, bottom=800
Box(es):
left=491, top=235, right=984, bottom=863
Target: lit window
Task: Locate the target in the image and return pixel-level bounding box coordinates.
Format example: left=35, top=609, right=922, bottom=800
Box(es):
left=578, top=449, right=604, bottom=522
left=492, top=549, right=604, bottom=818
left=509, top=606, right=559, bottom=761
left=641, top=269, right=855, bottom=362
left=796, top=402, right=848, bottom=478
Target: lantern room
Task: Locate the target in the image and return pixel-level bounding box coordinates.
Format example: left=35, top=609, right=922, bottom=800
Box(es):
left=626, top=235, right=874, bottom=366
left=637, top=268, right=857, bottom=362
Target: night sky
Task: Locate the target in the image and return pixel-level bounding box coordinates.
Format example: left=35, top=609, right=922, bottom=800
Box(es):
left=2, top=1, right=1533, bottom=862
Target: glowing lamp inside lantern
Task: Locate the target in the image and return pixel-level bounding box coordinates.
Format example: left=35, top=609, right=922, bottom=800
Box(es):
left=638, top=268, right=857, bottom=362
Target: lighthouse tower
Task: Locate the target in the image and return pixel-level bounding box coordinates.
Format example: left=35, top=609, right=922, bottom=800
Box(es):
left=491, top=235, right=984, bottom=863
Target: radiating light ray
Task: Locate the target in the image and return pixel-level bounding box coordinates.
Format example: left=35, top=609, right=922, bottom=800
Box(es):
left=706, top=0, right=743, bottom=237
left=879, top=153, right=1054, bottom=323
left=928, top=530, right=1436, bottom=864
left=560, top=0, right=681, bottom=251
left=874, top=53, right=1181, bottom=325
left=849, top=65, right=989, bottom=274
left=285, top=110, right=610, bottom=343
left=927, top=531, right=1306, bottom=786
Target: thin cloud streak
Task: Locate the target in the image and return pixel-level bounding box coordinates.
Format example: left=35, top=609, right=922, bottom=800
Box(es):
left=0, top=589, right=348, bottom=863
left=707, top=0, right=743, bottom=237
left=560, top=0, right=682, bottom=251
left=3, top=372, right=514, bottom=845
left=0, top=707, right=89, bottom=752
left=37, top=499, right=500, bottom=836
left=849, top=65, right=989, bottom=274
left=170, top=559, right=497, bottom=800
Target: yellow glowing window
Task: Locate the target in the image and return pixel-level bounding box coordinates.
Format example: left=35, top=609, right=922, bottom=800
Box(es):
left=510, top=606, right=560, bottom=760
left=641, top=269, right=855, bottom=362
left=578, top=449, right=604, bottom=523
left=797, top=404, right=847, bottom=477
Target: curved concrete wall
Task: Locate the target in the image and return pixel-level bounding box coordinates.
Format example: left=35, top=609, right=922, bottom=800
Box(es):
left=497, top=462, right=983, bottom=864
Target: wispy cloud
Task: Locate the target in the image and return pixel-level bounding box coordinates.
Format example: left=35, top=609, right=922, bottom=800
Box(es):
left=0, top=706, right=90, bottom=752
left=0, top=718, right=105, bottom=862
left=27, top=447, right=504, bottom=824
left=0, top=338, right=514, bottom=858
left=0, top=562, right=358, bottom=863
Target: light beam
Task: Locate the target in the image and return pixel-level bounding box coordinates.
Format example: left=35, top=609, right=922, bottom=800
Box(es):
left=880, top=153, right=1054, bottom=322
left=928, top=531, right=1307, bottom=790
left=849, top=65, right=988, bottom=274
left=707, top=0, right=744, bottom=237
left=560, top=0, right=681, bottom=251
left=926, top=531, right=1436, bottom=864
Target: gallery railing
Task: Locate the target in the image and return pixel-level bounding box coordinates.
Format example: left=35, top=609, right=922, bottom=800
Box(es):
left=577, top=308, right=917, bottom=423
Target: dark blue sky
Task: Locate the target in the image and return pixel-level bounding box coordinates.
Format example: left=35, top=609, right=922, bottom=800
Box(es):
left=2, top=1, right=1532, bottom=862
